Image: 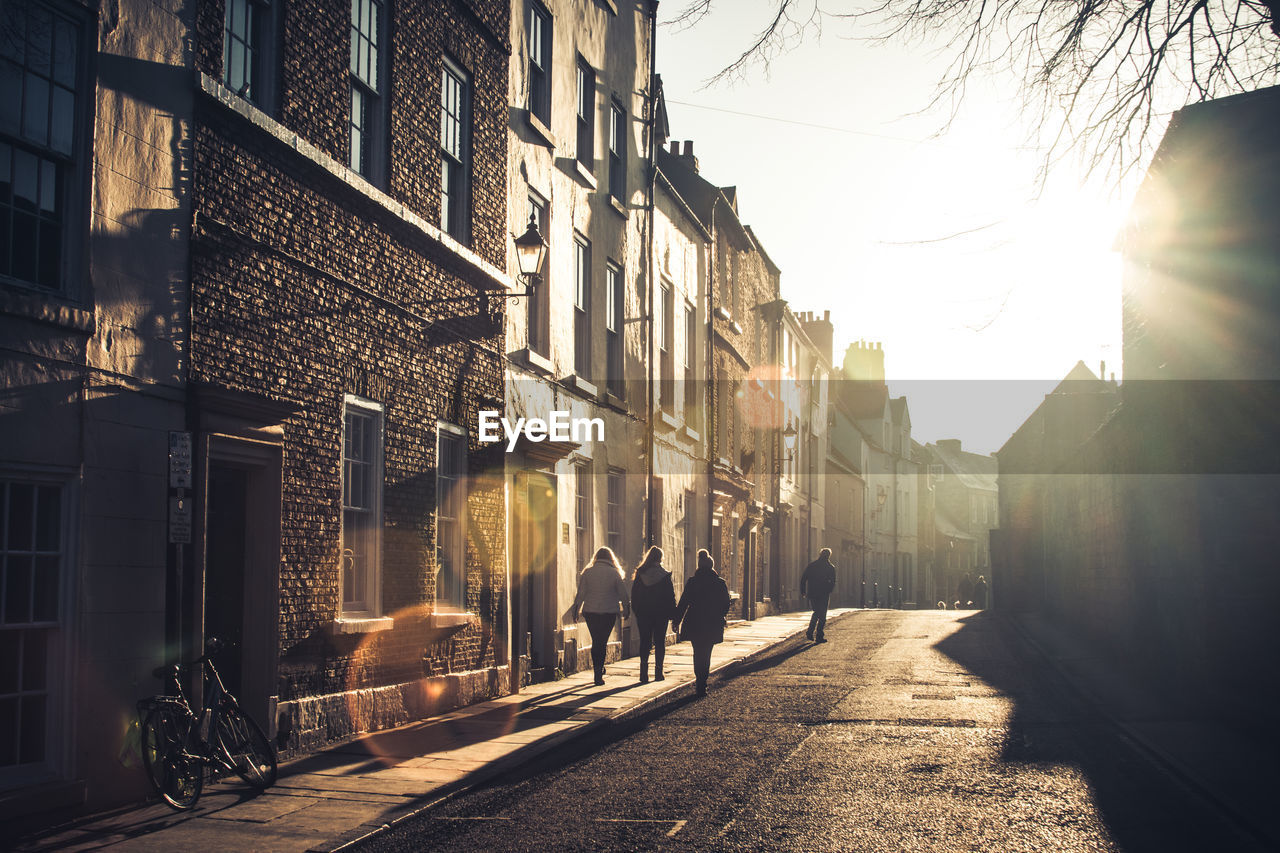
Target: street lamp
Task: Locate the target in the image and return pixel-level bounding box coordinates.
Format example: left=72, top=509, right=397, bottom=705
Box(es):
left=781, top=421, right=798, bottom=463
left=488, top=214, right=546, bottom=317
left=513, top=212, right=547, bottom=288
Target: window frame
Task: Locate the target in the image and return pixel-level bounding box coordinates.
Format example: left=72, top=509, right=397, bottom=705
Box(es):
left=526, top=0, right=551, bottom=126
left=574, top=459, right=592, bottom=569
left=222, top=0, right=279, bottom=113
left=605, top=259, right=623, bottom=397
left=658, top=279, right=674, bottom=410
left=606, top=468, right=624, bottom=556
left=435, top=422, right=468, bottom=612
left=607, top=99, right=625, bottom=201
left=348, top=0, right=389, bottom=186
left=0, top=474, right=71, bottom=783
left=0, top=0, right=92, bottom=299
left=575, top=57, right=595, bottom=171
left=340, top=394, right=385, bottom=618
left=573, top=232, right=591, bottom=376
left=439, top=55, right=472, bottom=242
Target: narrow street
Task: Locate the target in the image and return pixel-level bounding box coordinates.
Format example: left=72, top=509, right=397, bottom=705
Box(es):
left=355, top=610, right=1262, bottom=852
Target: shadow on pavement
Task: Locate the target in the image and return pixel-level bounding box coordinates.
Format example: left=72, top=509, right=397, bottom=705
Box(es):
left=933, top=610, right=1275, bottom=853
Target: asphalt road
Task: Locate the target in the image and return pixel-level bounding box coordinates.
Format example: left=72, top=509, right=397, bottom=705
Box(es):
left=353, top=610, right=1263, bottom=852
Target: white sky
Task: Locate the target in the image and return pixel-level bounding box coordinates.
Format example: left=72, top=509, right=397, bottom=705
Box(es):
left=656, top=3, right=1140, bottom=454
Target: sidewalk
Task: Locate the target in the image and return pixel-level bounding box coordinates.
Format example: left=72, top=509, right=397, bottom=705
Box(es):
left=17, top=610, right=847, bottom=853
left=1010, top=611, right=1280, bottom=851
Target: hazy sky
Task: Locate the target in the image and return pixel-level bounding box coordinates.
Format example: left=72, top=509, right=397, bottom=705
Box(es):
left=655, top=3, right=1140, bottom=454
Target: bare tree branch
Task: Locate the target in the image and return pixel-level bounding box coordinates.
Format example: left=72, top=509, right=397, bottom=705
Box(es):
left=673, top=1, right=1280, bottom=184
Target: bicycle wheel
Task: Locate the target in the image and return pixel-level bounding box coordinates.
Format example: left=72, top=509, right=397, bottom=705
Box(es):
left=214, top=704, right=278, bottom=790
left=140, top=705, right=204, bottom=809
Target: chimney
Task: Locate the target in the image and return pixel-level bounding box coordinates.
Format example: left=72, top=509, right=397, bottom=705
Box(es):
left=1100, top=360, right=1106, bottom=380
left=680, top=139, right=700, bottom=172
left=938, top=439, right=962, bottom=453
left=799, top=310, right=834, bottom=366
left=669, top=141, right=679, bottom=155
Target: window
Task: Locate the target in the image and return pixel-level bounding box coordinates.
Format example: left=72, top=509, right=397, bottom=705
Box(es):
left=0, top=478, right=63, bottom=773
left=440, top=58, right=471, bottom=241
left=527, top=191, right=550, bottom=355
left=605, top=260, right=623, bottom=397
left=683, top=304, right=698, bottom=423
left=659, top=281, right=673, bottom=410
left=574, top=460, right=592, bottom=568
left=223, top=0, right=276, bottom=110
left=608, top=101, right=625, bottom=201
left=342, top=396, right=383, bottom=615
left=574, top=234, right=590, bottom=375
left=1, top=0, right=86, bottom=295
left=436, top=425, right=467, bottom=610
left=607, top=468, right=624, bottom=555
left=526, top=1, right=551, bottom=125
left=349, top=0, right=387, bottom=183
left=575, top=58, right=594, bottom=171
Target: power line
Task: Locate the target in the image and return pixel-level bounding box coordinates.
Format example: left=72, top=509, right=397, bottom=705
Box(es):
left=665, top=98, right=946, bottom=146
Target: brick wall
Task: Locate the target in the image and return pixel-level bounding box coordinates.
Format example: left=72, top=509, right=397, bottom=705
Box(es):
left=190, top=0, right=510, bottom=749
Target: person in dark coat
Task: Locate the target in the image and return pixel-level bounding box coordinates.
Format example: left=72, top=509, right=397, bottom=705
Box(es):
left=631, top=546, right=676, bottom=683
left=673, top=549, right=731, bottom=696
left=800, top=548, right=837, bottom=642
left=973, top=574, right=989, bottom=609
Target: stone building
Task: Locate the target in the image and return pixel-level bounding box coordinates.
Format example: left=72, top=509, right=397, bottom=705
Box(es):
left=503, top=0, right=657, bottom=680
left=191, top=0, right=514, bottom=753
left=920, top=439, right=997, bottom=607
left=773, top=309, right=830, bottom=612
left=1, top=0, right=517, bottom=818
left=0, top=0, right=192, bottom=817
left=660, top=144, right=781, bottom=617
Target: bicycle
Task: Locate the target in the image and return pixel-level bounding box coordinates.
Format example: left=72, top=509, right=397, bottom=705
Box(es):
left=137, top=638, right=278, bottom=809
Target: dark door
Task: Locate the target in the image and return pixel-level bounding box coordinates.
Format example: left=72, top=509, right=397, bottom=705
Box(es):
left=205, top=463, right=247, bottom=698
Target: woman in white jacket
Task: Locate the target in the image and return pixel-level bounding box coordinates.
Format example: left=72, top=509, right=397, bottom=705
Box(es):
left=573, top=546, right=631, bottom=685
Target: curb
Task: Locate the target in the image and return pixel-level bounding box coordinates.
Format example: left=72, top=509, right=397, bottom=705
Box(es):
left=324, top=615, right=835, bottom=851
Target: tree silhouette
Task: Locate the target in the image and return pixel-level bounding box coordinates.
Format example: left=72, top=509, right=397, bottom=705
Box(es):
left=670, top=0, right=1280, bottom=182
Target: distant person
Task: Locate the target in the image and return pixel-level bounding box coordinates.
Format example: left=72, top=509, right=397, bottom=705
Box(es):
left=673, top=549, right=731, bottom=696
left=800, top=548, right=837, bottom=643
left=631, top=546, right=676, bottom=683
left=573, top=546, right=630, bottom=686
left=958, top=573, right=974, bottom=609
left=973, top=575, right=989, bottom=610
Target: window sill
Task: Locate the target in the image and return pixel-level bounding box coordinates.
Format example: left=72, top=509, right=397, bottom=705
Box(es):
left=607, top=196, right=627, bottom=218
left=430, top=611, right=475, bottom=630
left=656, top=410, right=680, bottom=432
left=680, top=425, right=702, bottom=444
left=1, top=285, right=95, bottom=334
left=524, top=110, right=557, bottom=149
left=331, top=615, right=395, bottom=635
left=714, top=306, right=732, bottom=322
left=515, top=347, right=556, bottom=377
left=730, top=321, right=744, bottom=335
left=573, top=159, right=598, bottom=189
left=605, top=390, right=627, bottom=412
left=561, top=374, right=598, bottom=398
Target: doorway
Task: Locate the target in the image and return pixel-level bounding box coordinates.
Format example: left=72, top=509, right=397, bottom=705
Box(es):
left=200, top=435, right=282, bottom=731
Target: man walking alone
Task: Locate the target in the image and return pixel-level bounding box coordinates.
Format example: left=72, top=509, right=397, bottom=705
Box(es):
left=800, top=548, right=837, bottom=643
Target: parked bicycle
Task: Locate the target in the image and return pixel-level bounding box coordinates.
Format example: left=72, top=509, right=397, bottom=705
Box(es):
left=137, top=637, right=278, bottom=809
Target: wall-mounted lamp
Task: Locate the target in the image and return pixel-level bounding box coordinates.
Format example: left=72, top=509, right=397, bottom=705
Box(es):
left=487, top=213, right=546, bottom=316
left=782, top=422, right=798, bottom=464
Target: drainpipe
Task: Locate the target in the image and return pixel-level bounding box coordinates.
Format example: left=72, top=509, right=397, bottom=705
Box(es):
left=644, top=1, right=659, bottom=549
left=705, top=203, right=717, bottom=566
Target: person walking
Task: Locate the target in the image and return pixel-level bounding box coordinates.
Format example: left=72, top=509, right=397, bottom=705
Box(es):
left=673, top=549, right=731, bottom=697
left=973, top=574, right=989, bottom=609
left=573, top=546, right=630, bottom=686
left=800, top=548, right=837, bottom=642
left=631, top=546, right=676, bottom=683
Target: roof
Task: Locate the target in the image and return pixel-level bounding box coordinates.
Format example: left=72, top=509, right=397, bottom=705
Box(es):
left=929, top=442, right=997, bottom=492
left=889, top=397, right=909, bottom=426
